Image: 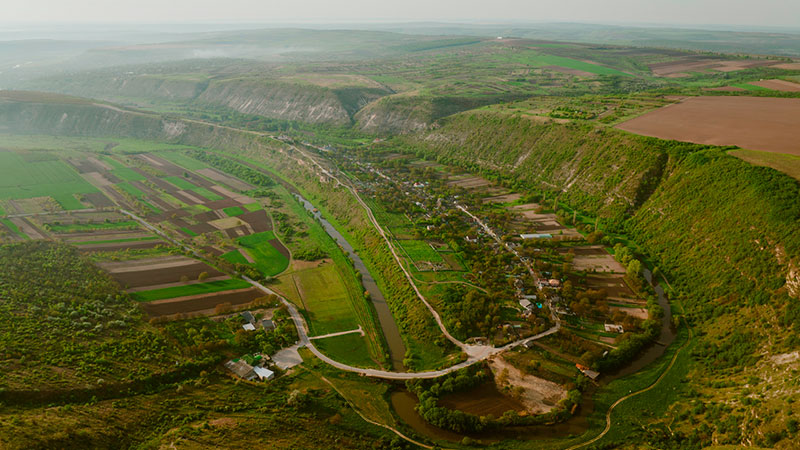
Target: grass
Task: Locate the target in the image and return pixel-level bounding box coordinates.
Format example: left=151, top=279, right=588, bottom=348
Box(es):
left=157, top=150, right=210, bottom=171
left=243, top=202, right=262, bottom=212
left=494, top=50, right=632, bottom=77
left=397, top=239, right=443, bottom=263
left=116, top=182, right=144, bottom=197
left=221, top=249, right=248, bottom=265
left=1, top=218, right=28, bottom=239
left=731, top=82, right=772, bottom=91
left=191, top=187, right=224, bottom=201
left=131, top=278, right=251, bottom=302
left=0, top=150, right=97, bottom=210
left=73, top=236, right=159, bottom=245
left=180, top=227, right=199, bottom=237
left=112, top=167, right=146, bottom=182
left=312, top=333, right=380, bottom=369
left=237, top=231, right=289, bottom=276
left=729, top=149, right=800, bottom=182
left=47, top=220, right=139, bottom=233
left=163, top=176, right=198, bottom=190
left=285, top=264, right=359, bottom=335
left=223, top=206, right=244, bottom=217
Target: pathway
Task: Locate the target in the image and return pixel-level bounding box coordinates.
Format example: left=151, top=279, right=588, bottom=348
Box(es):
left=308, top=326, right=364, bottom=340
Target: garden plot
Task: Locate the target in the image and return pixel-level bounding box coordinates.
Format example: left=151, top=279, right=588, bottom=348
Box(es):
left=98, top=255, right=225, bottom=290
left=562, top=246, right=625, bottom=273
left=579, top=273, right=639, bottom=300
left=140, top=287, right=263, bottom=318
left=196, top=168, right=255, bottom=192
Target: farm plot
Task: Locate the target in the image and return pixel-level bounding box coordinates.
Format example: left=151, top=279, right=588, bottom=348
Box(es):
left=748, top=79, right=800, bottom=92
left=196, top=168, right=255, bottom=192
left=577, top=273, right=639, bottom=300
left=131, top=278, right=252, bottom=302
left=98, top=255, right=225, bottom=290
left=562, top=246, right=625, bottom=273
left=273, top=262, right=359, bottom=335
left=0, top=150, right=98, bottom=210
left=140, top=287, right=263, bottom=318
left=237, top=231, right=290, bottom=276
left=617, top=96, right=800, bottom=155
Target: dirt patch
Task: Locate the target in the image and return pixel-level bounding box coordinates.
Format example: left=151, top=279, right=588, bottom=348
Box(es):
left=109, top=262, right=223, bottom=288
left=141, top=288, right=263, bottom=317
left=197, top=168, right=255, bottom=192
left=447, top=176, right=493, bottom=189
left=773, top=63, right=800, bottom=70
left=749, top=79, right=800, bottom=92
left=10, top=217, right=45, bottom=240
left=483, top=193, right=522, bottom=204
left=290, top=258, right=330, bottom=271
left=610, top=305, right=648, bottom=320
left=617, top=96, right=800, bottom=155
left=269, top=238, right=291, bottom=260
left=175, top=190, right=204, bottom=204
left=487, top=356, right=566, bottom=414
left=210, top=216, right=250, bottom=231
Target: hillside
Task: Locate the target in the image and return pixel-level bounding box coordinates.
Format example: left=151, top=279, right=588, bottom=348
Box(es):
left=2, top=92, right=799, bottom=447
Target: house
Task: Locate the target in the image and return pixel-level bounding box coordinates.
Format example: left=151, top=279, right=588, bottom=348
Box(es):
left=520, top=233, right=553, bottom=240
left=241, top=311, right=256, bottom=324
left=242, top=323, right=256, bottom=331
left=519, top=299, right=533, bottom=310
left=604, top=324, right=624, bottom=333
left=225, top=360, right=257, bottom=381
left=261, top=319, right=275, bottom=331
left=253, top=366, right=275, bottom=381
left=576, top=363, right=600, bottom=380
left=549, top=279, right=561, bottom=287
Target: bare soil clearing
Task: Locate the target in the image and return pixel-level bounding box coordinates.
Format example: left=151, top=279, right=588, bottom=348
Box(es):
left=563, top=246, right=625, bottom=273
left=488, top=356, right=566, bottom=414
left=617, top=96, right=800, bottom=155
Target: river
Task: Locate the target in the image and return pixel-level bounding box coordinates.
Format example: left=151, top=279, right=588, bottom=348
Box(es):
left=294, top=194, right=407, bottom=371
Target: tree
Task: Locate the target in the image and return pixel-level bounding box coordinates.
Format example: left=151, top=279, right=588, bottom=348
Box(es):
left=198, top=271, right=209, bottom=281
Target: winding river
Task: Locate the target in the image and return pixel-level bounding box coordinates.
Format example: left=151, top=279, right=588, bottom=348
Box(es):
left=295, top=194, right=407, bottom=371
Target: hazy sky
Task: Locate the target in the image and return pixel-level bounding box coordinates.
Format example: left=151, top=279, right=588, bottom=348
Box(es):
left=4, top=0, right=800, bottom=28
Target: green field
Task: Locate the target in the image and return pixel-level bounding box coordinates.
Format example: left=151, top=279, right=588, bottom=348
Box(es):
left=112, top=167, right=146, bottom=182
left=221, top=249, right=249, bottom=265
left=1, top=218, right=28, bottom=239
left=164, top=176, right=198, bottom=190
left=47, top=220, right=139, bottom=233
left=313, top=333, right=378, bottom=369
left=0, top=150, right=97, bottom=210
left=237, top=231, right=289, bottom=276
left=116, top=182, right=162, bottom=213
left=223, top=206, right=244, bottom=216
left=275, top=264, right=359, bottom=335
left=73, top=236, right=159, bottom=245
left=494, top=50, right=633, bottom=76
left=243, top=202, right=262, bottom=212
left=731, top=82, right=772, bottom=91
left=398, top=239, right=444, bottom=263
left=131, top=278, right=251, bottom=302
left=157, top=150, right=210, bottom=171
left=191, top=187, right=224, bottom=201
left=180, top=227, right=199, bottom=237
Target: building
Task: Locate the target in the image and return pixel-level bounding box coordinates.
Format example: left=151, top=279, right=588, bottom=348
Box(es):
left=604, top=324, right=624, bottom=333
left=549, top=279, right=561, bottom=287
left=241, top=311, right=256, bottom=324
left=253, top=366, right=275, bottom=381
left=261, top=319, right=275, bottom=331
left=242, top=323, right=256, bottom=331
left=519, top=299, right=533, bottom=310
left=225, top=360, right=257, bottom=381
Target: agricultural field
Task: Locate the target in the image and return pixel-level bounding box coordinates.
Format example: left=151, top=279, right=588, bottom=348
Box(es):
left=617, top=96, right=800, bottom=154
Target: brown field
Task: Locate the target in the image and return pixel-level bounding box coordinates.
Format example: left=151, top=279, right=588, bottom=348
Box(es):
left=483, top=193, right=522, bottom=204
left=617, top=96, right=800, bottom=155
left=141, top=288, right=263, bottom=317
left=238, top=210, right=271, bottom=233
left=101, top=256, right=224, bottom=289
left=10, top=217, right=46, bottom=240
left=61, top=230, right=151, bottom=243
left=562, top=246, right=625, bottom=273
left=749, top=79, right=800, bottom=92
left=577, top=274, right=638, bottom=300
left=197, top=168, right=255, bottom=192
left=76, top=240, right=165, bottom=252
left=447, top=176, right=493, bottom=189
left=774, top=63, right=800, bottom=70
left=649, top=57, right=777, bottom=77
left=269, top=238, right=291, bottom=260
left=83, top=192, right=114, bottom=208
